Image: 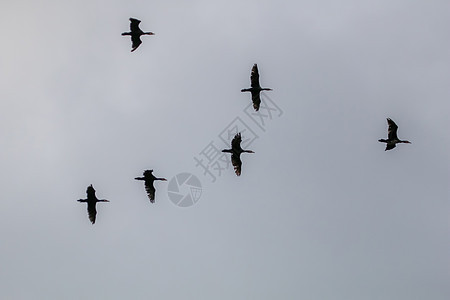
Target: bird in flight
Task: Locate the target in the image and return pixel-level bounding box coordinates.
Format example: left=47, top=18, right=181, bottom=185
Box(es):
left=135, top=170, right=167, bottom=203
left=241, top=64, right=272, bottom=111
left=121, top=18, right=155, bottom=52
left=77, top=185, right=109, bottom=224
left=222, top=133, right=255, bottom=176
left=378, top=118, right=411, bottom=151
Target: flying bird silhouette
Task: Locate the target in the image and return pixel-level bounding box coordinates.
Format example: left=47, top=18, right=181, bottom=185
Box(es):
left=135, top=170, right=167, bottom=203
left=222, top=133, right=254, bottom=176
left=121, top=18, right=155, bottom=52
left=378, top=118, right=411, bottom=151
left=241, top=64, right=272, bottom=111
left=77, top=185, right=109, bottom=224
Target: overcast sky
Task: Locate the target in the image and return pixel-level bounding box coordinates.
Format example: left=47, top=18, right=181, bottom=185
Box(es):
left=1, top=0, right=449, bottom=299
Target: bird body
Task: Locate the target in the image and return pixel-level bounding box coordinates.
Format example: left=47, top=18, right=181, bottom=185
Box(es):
left=135, top=170, right=167, bottom=203
left=122, top=18, right=155, bottom=52
left=241, top=64, right=272, bottom=111
left=222, top=133, right=254, bottom=176
left=77, top=185, right=109, bottom=224
left=378, top=118, right=411, bottom=151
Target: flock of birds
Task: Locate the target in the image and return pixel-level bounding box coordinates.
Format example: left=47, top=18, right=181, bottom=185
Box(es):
left=77, top=18, right=412, bottom=224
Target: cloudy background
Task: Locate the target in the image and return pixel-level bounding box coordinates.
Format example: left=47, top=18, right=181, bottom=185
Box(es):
left=1, top=0, right=449, bottom=299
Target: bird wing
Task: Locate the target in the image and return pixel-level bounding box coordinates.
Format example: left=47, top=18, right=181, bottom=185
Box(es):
left=86, top=185, right=96, bottom=198
left=87, top=203, right=97, bottom=224
left=250, top=64, right=260, bottom=88
left=144, top=180, right=156, bottom=203
left=251, top=91, right=261, bottom=111
left=385, top=143, right=396, bottom=151
left=131, top=35, right=142, bottom=52
left=129, top=18, right=141, bottom=32
left=387, top=118, right=399, bottom=140
left=231, top=133, right=242, bottom=149
left=231, top=153, right=242, bottom=176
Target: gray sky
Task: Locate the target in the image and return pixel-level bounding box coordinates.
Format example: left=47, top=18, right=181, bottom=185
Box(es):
left=1, top=0, right=449, bottom=299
